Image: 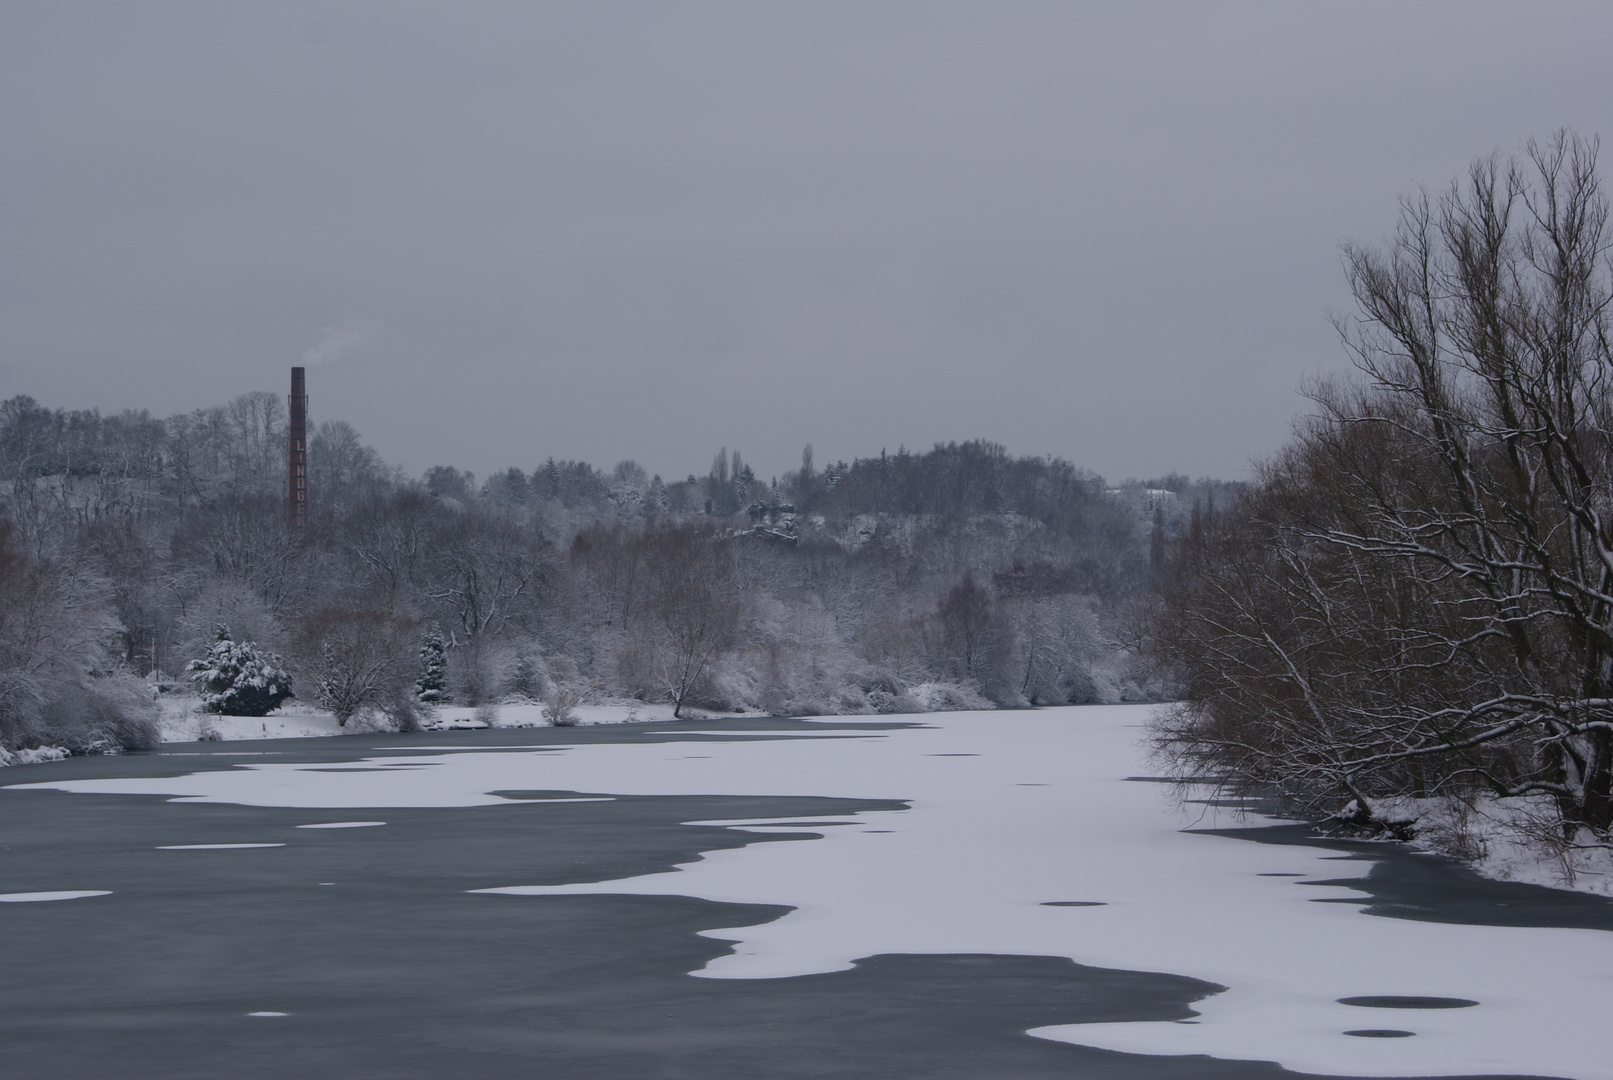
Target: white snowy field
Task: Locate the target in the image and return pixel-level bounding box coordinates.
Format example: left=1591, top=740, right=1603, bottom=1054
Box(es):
left=17, top=705, right=1613, bottom=1079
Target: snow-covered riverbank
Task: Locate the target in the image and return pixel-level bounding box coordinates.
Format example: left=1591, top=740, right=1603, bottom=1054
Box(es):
left=150, top=695, right=730, bottom=742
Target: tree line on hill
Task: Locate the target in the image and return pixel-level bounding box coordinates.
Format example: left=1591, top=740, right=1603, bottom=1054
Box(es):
left=0, top=390, right=1223, bottom=756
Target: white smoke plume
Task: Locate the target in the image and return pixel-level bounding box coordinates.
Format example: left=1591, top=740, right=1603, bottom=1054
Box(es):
left=301, top=318, right=378, bottom=368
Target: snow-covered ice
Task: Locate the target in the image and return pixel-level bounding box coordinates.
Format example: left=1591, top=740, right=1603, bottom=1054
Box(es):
left=0, top=890, right=111, bottom=903
left=18, top=705, right=1613, bottom=1078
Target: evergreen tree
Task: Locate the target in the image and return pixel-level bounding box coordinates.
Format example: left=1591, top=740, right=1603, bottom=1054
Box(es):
left=186, top=627, right=293, bottom=716
left=416, top=626, right=448, bottom=703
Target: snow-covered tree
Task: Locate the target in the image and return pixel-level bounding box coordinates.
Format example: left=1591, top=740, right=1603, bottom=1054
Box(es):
left=294, top=608, right=419, bottom=728
left=186, top=627, right=293, bottom=716
left=416, top=626, right=448, bottom=702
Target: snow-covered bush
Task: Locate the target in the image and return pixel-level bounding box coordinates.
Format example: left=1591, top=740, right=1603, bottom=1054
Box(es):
left=34, top=675, right=161, bottom=753
left=886, top=681, right=992, bottom=714
left=186, top=628, right=293, bottom=717
left=0, top=744, right=70, bottom=766
left=542, top=687, right=581, bottom=727
left=15, top=746, right=70, bottom=763
left=172, top=583, right=286, bottom=675
left=501, top=652, right=547, bottom=702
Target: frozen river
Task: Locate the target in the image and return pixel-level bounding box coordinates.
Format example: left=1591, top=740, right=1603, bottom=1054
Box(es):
left=3, top=704, right=1610, bottom=1079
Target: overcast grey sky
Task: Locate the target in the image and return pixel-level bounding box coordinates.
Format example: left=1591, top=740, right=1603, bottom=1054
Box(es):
left=3, top=2, right=1610, bottom=484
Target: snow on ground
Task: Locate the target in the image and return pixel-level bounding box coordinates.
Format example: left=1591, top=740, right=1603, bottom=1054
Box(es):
left=15, top=704, right=1613, bottom=1078
left=0, top=746, right=71, bottom=766
left=155, top=695, right=737, bottom=742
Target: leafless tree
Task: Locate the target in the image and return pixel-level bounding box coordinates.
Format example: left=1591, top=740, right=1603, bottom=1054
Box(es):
left=309, top=421, right=395, bottom=514
left=0, top=520, right=157, bottom=751
left=935, top=571, right=1018, bottom=702
left=294, top=606, right=422, bottom=729
left=641, top=526, right=742, bottom=717
left=1155, top=132, right=1613, bottom=842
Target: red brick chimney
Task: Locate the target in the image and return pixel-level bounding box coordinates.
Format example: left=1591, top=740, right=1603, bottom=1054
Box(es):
left=289, top=366, right=308, bottom=528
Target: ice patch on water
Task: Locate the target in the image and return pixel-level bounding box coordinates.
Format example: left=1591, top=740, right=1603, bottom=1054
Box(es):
left=0, top=890, right=110, bottom=902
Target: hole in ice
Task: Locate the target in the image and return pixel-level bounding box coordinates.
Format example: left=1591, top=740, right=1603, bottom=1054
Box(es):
left=727, top=821, right=858, bottom=829
left=1339, top=996, right=1478, bottom=1010
left=1041, top=901, right=1107, bottom=907
left=296, top=822, right=385, bottom=829
left=157, top=843, right=285, bottom=850
left=247, top=1011, right=287, bottom=1018
left=0, top=890, right=111, bottom=903
left=1344, top=1029, right=1415, bottom=1038
left=1258, top=872, right=1305, bottom=877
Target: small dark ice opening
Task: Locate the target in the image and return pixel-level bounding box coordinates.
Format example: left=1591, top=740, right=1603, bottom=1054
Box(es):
left=1339, top=995, right=1478, bottom=1009
left=1041, top=901, right=1107, bottom=907
left=1344, top=1029, right=1416, bottom=1038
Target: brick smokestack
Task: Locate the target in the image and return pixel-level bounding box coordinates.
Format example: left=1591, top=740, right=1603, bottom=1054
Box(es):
left=289, top=366, right=308, bottom=528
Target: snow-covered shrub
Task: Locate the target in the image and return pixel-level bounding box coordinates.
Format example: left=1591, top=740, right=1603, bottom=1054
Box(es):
left=15, top=745, right=69, bottom=763
left=663, top=648, right=754, bottom=715
left=502, top=652, right=546, bottom=702
left=172, top=584, right=286, bottom=674
left=542, top=687, right=581, bottom=727
left=0, top=743, right=72, bottom=766
left=383, top=683, right=431, bottom=733
left=34, top=675, right=161, bottom=753
left=886, top=681, right=992, bottom=714
left=186, top=628, right=293, bottom=717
